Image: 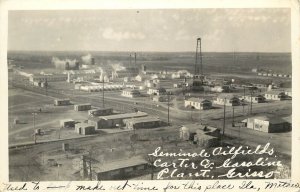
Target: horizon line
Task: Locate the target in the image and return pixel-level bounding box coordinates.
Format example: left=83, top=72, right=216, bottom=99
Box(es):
left=7, top=50, right=292, bottom=54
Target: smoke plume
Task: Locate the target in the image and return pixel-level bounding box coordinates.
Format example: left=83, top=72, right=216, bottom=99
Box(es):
left=52, top=57, right=78, bottom=69
left=111, top=63, right=126, bottom=72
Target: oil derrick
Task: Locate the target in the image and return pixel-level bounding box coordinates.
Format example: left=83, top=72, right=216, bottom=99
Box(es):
left=194, top=38, right=203, bottom=76
left=192, top=38, right=205, bottom=91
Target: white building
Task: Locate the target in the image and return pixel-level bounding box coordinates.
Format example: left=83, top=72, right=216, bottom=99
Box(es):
left=184, top=97, right=212, bottom=110
left=121, top=89, right=141, bottom=98
left=213, top=94, right=240, bottom=106
left=147, top=88, right=167, bottom=95
left=264, top=91, right=286, bottom=101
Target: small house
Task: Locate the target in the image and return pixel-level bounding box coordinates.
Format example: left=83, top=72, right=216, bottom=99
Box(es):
left=240, top=95, right=266, bottom=103
left=147, top=87, right=167, bottom=95
left=184, top=97, right=212, bottom=110
left=213, top=94, right=240, bottom=106
left=264, top=91, right=286, bottom=101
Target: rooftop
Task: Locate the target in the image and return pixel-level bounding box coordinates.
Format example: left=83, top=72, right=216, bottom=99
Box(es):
left=96, top=157, right=147, bottom=173
left=89, top=108, right=112, bottom=112
left=245, top=115, right=292, bottom=124
left=265, top=90, right=285, bottom=95
left=186, top=97, right=211, bottom=103
left=55, top=98, right=70, bottom=101
left=76, top=122, right=94, bottom=128
left=123, top=116, right=160, bottom=124
left=60, top=119, right=74, bottom=122
left=74, top=103, right=91, bottom=106
left=217, top=93, right=239, bottom=99
left=100, top=112, right=148, bottom=120
left=181, top=123, right=218, bottom=133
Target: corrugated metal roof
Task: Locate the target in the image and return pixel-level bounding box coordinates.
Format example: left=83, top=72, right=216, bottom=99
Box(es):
left=101, top=112, right=148, bottom=120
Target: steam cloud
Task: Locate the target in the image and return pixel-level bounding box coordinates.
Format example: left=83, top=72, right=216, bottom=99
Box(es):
left=81, top=54, right=93, bottom=64
left=52, top=57, right=78, bottom=69
left=111, top=63, right=126, bottom=72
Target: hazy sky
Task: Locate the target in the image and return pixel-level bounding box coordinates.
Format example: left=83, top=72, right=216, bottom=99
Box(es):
left=8, top=9, right=291, bottom=52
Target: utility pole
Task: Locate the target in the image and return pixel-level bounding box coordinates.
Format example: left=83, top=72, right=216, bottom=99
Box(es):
left=32, top=112, right=37, bottom=144
left=167, top=93, right=170, bottom=125
left=222, top=98, right=226, bottom=135
left=250, top=90, right=253, bottom=115
left=232, top=106, right=235, bottom=127
left=102, top=78, right=105, bottom=108
left=243, top=86, right=245, bottom=115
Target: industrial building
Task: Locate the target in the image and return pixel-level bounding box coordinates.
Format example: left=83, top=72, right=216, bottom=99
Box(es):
left=93, top=157, right=148, bottom=180
left=74, top=103, right=92, bottom=111
left=213, top=94, right=240, bottom=106
left=242, top=115, right=291, bottom=133
left=184, top=97, right=212, bottom=110
left=264, top=91, right=286, bottom=101
left=60, top=119, right=75, bottom=128
left=89, top=112, right=148, bottom=129
left=240, top=95, right=266, bottom=103
left=88, top=108, right=113, bottom=117
left=29, top=74, right=67, bottom=82
left=79, top=84, right=123, bottom=92
left=75, top=122, right=95, bottom=135
left=179, top=123, right=220, bottom=147
left=123, top=116, right=161, bottom=130
left=114, top=67, right=139, bottom=78
left=54, top=98, right=71, bottom=106
left=121, top=89, right=141, bottom=98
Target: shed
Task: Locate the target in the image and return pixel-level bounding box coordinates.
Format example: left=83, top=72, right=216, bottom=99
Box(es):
left=60, top=119, right=75, bottom=128
left=123, top=116, right=161, bottom=130
left=94, top=157, right=148, bottom=180
left=74, top=103, right=92, bottom=111
left=98, top=112, right=148, bottom=128
left=54, top=98, right=71, bottom=106
left=75, top=122, right=95, bottom=135
left=88, top=108, right=113, bottom=117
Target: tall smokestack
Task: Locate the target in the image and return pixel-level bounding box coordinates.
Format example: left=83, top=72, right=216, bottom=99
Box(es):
left=195, top=38, right=203, bottom=75
left=134, top=53, right=136, bottom=66
left=65, top=62, right=70, bottom=70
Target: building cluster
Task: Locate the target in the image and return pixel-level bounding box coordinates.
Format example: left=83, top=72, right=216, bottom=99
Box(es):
left=54, top=97, right=164, bottom=135
left=257, top=72, right=292, bottom=78
left=179, top=123, right=221, bottom=147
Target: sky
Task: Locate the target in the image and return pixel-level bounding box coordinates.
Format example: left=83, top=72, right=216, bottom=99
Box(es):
left=8, top=9, right=291, bottom=52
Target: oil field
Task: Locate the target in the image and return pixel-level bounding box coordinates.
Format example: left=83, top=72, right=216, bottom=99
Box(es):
left=7, top=9, right=292, bottom=181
